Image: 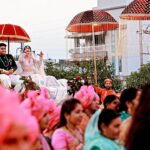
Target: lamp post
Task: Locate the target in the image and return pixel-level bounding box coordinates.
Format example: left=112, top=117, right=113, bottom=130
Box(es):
left=92, top=23, right=98, bottom=85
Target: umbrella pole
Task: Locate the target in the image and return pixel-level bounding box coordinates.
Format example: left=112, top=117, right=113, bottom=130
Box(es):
left=8, top=37, right=10, bottom=54
left=21, top=42, right=24, bottom=52
left=139, top=20, right=143, bottom=66
left=92, top=23, right=98, bottom=85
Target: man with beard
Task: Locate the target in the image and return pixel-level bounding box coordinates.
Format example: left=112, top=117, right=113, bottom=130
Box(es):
left=94, top=78, right=116, bottom=104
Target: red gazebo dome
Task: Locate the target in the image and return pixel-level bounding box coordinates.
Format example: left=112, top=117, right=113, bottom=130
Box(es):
left=66, top=9, right=118, bottom=33
left=120, top=0, right=150, bottom=20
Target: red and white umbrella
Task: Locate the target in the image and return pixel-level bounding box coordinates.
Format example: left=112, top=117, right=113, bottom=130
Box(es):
left=66, top=9, right=118, bottom=85
left=0, top=24, right=31, bottom=53
left=66, top=9, right=118, bottom=33
left=120, top=0, right=150, bottom=20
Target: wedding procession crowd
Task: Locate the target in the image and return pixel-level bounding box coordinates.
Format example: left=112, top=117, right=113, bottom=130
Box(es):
left=0, top=43, right=149, bottom=150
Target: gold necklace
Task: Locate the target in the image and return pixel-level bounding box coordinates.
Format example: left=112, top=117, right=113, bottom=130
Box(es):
left=65, top=126, right=83, bottom=143
left=0, top=55, right=9, bottom=67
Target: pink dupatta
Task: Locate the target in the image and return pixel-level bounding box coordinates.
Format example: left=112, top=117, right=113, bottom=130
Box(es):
left=40, top=134, right=51, bottom=150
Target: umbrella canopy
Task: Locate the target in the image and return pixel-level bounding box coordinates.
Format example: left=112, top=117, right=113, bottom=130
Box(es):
left=66, top=9, right=118, bottom=33
left=120, top=0, right=150, bottom=20
left=66, top=9, right=118, bottom=85
left=0, top=24, right=31, bottom=53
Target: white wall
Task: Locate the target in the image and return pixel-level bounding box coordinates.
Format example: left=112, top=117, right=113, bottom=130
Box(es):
left=97, top=0, right=132, bottom=8
left=121, top=20, right=150, bottom=75
left=97, top=0, right=133, bottom=21
left=122, top=21, right=140, bottom=75
left=98, top=0, right=125, bottom=9
left=107, top=9, right=125, bottom=21
left=96, top=0, right=150, bottom=76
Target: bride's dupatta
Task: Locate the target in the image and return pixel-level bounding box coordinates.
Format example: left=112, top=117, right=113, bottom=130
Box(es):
left=18, top=52, right=45, bottom=76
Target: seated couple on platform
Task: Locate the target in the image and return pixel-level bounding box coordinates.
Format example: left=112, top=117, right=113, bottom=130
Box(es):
left=0, top=43, right=68, bottom=102
left=0, top=43, right=45, bottom=88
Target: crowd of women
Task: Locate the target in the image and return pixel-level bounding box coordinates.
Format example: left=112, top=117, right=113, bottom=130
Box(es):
left=0, top=79, right=150, bottom=150
left=0, top=43, right=150, bottom=150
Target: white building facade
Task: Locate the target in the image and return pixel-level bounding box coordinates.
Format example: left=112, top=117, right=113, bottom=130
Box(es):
left=97, top=0, right=150, bottom=76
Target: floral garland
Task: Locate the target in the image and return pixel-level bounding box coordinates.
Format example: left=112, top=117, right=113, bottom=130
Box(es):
left=20, top=76, right=40, bottom=91
left=67, top=76, right=91, bottom=96
left=15, top=76, right=40, bottom=101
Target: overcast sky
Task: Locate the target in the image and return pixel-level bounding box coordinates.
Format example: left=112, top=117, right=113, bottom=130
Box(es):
left=0, top=0, right=96, bottom=59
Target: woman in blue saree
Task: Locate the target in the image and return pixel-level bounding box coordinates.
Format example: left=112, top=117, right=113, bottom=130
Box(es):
left=84, top=109, right=124, bottom=150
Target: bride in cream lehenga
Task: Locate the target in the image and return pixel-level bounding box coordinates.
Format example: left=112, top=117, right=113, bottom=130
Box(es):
left=13, top=45, right=68, bottom=103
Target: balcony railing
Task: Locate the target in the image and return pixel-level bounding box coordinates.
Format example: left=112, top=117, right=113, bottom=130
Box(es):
left=69, top=45, right=108, bottom=61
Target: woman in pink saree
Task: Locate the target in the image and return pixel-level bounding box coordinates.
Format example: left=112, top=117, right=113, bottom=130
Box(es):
left=74, top=85, right=100, bottom=133
left=52, top=98, right=84, bottom=150
left=11, top=45, right=45, bottom=90
left=14, top=45, right=68, bottom=103
left=18, top=45, right=45, bottom=76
